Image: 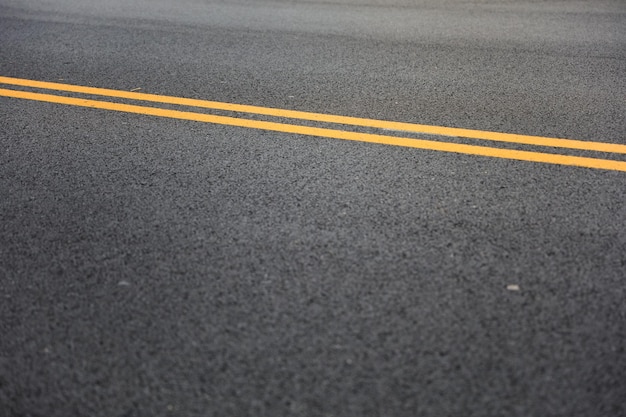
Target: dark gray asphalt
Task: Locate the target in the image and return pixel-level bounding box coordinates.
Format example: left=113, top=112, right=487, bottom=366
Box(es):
left=1, top=1, right=625, bottom=416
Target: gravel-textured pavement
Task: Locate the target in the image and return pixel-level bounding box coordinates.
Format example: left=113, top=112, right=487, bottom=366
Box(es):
left=1, top=1, right=625, bottom=416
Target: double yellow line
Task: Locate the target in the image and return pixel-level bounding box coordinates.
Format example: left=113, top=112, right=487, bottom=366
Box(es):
left=1, top=75, right=625, bottom=172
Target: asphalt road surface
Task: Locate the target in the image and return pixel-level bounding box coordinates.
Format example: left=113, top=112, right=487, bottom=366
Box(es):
left=1, top=1, right=625, bottom=416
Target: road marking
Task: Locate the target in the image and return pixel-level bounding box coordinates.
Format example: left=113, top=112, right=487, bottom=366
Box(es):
left=2, top=87, right=625, bottom=172
left=1, top=75, right=625, bottom=155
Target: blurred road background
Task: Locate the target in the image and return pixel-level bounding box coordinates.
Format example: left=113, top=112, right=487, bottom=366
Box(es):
left=1, top=0, right=625, bottom=416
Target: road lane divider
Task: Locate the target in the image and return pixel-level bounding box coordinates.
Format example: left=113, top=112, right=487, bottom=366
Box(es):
left=2, top=76, right=625, bottom=155
left=1, top=77, right=625, bottom=172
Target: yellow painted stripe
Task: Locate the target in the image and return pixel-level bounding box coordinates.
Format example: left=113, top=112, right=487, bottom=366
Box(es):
left=2, top=88, right=625, bottom=172
left=1, top=75, right=625, bottom=154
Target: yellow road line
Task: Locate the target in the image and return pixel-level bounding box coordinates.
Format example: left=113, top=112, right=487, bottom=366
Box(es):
left=1, top=75, right=625, bottom=154
left=2, top=88, right=625, bottom=172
